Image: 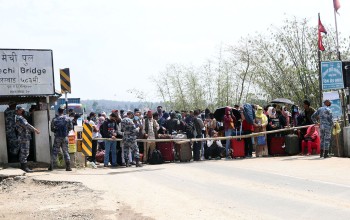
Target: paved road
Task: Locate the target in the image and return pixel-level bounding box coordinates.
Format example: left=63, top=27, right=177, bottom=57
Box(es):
left=31, top=156, right=350, bottom=220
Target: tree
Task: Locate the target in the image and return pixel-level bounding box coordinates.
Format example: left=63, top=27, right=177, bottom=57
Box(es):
left=153, top=16, right=350, bottom=111
left=246, top=17, right=349, bottom=107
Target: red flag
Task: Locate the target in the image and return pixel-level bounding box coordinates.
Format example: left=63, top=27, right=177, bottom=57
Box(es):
left=333, top=0, right=341, bottom=12
left=318, top=14, right=327, bottom=51
left=318, top=32, right=325, bottom=51
left=318, top=16, right=327, bottom=34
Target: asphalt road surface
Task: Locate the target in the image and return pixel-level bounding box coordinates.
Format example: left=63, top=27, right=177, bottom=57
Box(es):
left=32, top=155, right=350, bottom=220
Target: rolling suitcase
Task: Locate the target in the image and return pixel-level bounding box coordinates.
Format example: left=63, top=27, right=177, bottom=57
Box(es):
left=269, top=135, right=287, bottom=156
left=231, top=121, right=245, bottom=158
left=285, top=134, right=300, bottom=155
left=156, top=142, right=175, bottom=162
left=173, top=134, right=192, bottom=162
left=175, top=142, right=192, bottom=162
left=231, top=139, right=245, bottom=158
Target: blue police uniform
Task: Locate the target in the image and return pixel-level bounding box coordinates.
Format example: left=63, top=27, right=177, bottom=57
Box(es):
left=311, top=104, right=333, bottom=157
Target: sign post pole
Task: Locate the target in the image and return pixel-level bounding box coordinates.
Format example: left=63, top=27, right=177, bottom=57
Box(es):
left=65, top=92, right=68, bottom=114
left=46, top=96, right=53, bottom=170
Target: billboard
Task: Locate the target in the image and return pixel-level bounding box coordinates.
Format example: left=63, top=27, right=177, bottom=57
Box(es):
left=0, top=49, right=54, bottom=96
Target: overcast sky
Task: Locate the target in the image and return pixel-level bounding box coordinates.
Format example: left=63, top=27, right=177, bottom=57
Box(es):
left=0, top=0, right=349, bottom=102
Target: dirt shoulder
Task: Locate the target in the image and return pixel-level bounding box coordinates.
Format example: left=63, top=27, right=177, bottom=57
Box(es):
left=0, top=175, right=153, bottom=220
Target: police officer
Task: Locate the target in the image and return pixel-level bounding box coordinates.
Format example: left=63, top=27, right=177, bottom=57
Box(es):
left=311, top=99, right=333, bottom=158
left=49, top=107, right=73, bottom=171
left=4, top=102, right=18, bottom=162
left=15, top=106, right=40, bottom=172
left=121, top=111, right=142, bottom=167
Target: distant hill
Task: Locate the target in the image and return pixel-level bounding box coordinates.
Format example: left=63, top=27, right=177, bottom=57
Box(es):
left=81, top=100, right=163, bottom=114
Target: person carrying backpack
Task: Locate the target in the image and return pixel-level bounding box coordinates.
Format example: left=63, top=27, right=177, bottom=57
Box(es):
left=185, top=115, right=195, bottom=139
left=49, top=107, right=73, bottom=171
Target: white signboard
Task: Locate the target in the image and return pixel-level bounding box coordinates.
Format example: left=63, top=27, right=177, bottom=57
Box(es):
left=0, top=49, right=54, bottom=96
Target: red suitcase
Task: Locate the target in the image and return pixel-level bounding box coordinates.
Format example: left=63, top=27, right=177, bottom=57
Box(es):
left=231, top=138, right=245, bottom=158
left=231, top=122, right=245, bottom=158
left=156, top=142, right=175, bottom=162
left=269, top=136, right=287, bottom=156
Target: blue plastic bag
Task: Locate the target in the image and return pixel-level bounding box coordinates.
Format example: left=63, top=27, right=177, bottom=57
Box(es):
left=257, top=135, right=266, bottom=146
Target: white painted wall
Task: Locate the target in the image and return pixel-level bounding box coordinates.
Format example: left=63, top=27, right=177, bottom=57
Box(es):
left=0, top=113, right=8, bottom=163
left=33, top=110, right=55, bottom=164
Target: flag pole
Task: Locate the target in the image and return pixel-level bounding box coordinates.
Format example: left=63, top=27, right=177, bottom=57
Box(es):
left=334, top=9, right=341, bottom=60
left=318, top=49, right=323, bottom=107
left=333, top=2, right=347, bottom=125
left=318, top=13, right=323, bottom=107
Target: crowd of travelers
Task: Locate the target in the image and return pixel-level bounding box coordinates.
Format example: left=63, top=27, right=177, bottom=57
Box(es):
left=5, top=98, right=333, bottom=172
left=66, top=99, right=329, bottom=169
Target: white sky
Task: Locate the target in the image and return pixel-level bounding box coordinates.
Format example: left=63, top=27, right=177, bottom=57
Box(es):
left=0, top=0, right=349, bottom=102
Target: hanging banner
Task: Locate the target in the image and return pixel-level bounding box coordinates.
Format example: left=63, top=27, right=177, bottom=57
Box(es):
left=0, top=49, right=54, bottom=96
left=321, top=61, right=344, bottom=90
left=323, top=91, right=342, bottom=120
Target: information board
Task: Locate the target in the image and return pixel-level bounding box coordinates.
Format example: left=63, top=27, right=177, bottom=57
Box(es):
left=0, top=49, right=54, bottom=96
left=321, top=61, right=344, bottom=90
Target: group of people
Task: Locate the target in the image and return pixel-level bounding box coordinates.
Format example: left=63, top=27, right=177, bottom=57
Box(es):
left=4, top=102, right=40, bottom=172
left=77, top=99, right=333, bottom=168
left=225, top=99, right=333, bottom=159
left=4, top=98, right=334, bottom=172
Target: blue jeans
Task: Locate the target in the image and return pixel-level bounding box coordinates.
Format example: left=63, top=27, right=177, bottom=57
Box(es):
left=225, top=129, right=233, bottom=157
left=104, top=140, right=117, bottom=166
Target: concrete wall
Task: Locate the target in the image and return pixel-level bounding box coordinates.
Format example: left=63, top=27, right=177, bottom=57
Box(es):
left=0, top=113, right=8, bottom=163
left=34, top=110, right=55, bottom=164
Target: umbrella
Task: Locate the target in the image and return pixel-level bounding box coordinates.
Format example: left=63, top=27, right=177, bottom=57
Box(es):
left=214, top=106, right=241, bottom=122
left=214, top=106, right=230, bottom=122
left=231, top=109, right=241, bottom=121
left=270, top=98, right=294, bottom=105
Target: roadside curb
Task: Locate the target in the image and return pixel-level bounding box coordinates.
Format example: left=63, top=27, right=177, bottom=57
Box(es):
left=0, top=168, right=25, bottom=180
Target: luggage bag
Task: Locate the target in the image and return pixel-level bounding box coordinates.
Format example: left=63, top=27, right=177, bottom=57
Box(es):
left=285, top=134, right=300, bottom=155
left=156, top=142, right=175, bottom=162
left=173, top=134, right=192, bottom=162
left=148, top=149, right=164, bottom=165
left=269, top=136, right=287, bottom=156
left=175, top=142, right=192, bottom=162
left=231, top=121, right=245, bottom=158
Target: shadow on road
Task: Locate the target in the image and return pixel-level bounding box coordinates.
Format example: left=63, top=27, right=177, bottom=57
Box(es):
left=107, top=168, right=165, bottom=175
left=281, top=156, right=324, bottom=161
